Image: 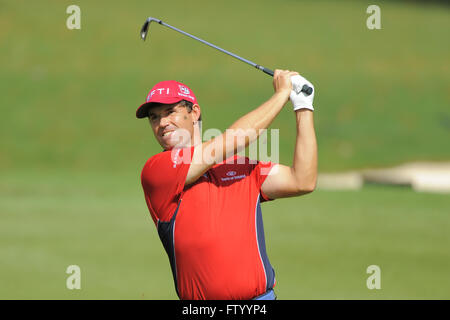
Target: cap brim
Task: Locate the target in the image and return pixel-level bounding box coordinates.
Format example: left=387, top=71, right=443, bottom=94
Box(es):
left=136, top=97, right=184, bottom=119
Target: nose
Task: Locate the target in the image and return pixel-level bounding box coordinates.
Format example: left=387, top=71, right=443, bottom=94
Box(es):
left=159, top=114, right=171, bottom=127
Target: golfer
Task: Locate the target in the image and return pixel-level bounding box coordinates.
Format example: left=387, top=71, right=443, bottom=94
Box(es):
left=136, top=69, right=317, bottom=300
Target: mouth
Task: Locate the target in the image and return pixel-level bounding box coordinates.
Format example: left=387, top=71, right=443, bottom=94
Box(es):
left=161, top=131, right=175, bottom=138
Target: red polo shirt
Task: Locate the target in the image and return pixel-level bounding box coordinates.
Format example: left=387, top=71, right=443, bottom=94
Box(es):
left=141, top=145, right=276, bottom=300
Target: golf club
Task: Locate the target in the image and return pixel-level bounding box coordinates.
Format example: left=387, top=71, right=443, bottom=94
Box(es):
left=140, top=17, right=313, bottom=96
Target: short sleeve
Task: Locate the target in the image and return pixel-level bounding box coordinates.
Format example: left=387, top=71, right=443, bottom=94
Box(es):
left=253, top=160, right=277, bottom=203
left=141, top=146, right=195, bottom=223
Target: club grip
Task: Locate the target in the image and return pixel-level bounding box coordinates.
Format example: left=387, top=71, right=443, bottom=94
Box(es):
left=261, top=67, right=313, bottom=96
left=262, top=67, right=274, bottom=77
left=301, top=84, right=313, bottom=95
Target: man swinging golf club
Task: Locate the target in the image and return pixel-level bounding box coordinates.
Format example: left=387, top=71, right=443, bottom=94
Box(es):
left=136, top=69, right=317, bottom=300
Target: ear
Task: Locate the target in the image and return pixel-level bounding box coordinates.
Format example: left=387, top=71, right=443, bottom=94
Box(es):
left=191, top=104, right=201, bottom=122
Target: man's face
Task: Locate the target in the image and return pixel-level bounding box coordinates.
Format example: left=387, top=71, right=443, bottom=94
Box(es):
left=147, top=102, right=196, bottom=150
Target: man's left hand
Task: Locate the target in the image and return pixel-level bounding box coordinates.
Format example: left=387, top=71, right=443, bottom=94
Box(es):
left=290, top=75, right=315, bottom=111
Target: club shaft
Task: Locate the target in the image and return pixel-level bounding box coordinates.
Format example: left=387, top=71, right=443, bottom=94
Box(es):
left=143, top=17, right=313, bottom=95
left=154, top=19, right=271, bottom=75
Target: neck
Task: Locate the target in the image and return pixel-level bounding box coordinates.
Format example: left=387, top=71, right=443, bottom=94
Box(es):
left=192, top=122, right=202, bottom=147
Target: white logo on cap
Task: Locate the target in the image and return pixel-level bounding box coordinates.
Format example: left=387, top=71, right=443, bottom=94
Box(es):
left=147, top=88, right=170, bottom=102
left=178, top=85, right=190, bottom=95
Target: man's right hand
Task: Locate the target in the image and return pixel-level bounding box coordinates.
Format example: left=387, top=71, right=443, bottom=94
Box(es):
left=273, top=69, right=300, bottom=99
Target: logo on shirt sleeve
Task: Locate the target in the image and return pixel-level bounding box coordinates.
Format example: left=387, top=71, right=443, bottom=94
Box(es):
left=171, top=148, right=182, bottom=168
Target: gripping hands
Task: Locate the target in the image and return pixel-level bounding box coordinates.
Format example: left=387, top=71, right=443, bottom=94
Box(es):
left=273, top=69, right=315, bottom=112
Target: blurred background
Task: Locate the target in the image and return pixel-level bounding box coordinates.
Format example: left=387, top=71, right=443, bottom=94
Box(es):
left=1, top=0, right=449, bottom=299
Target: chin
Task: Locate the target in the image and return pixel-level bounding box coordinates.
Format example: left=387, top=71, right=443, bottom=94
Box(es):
left=160, top=141, right=177, bottom=151
left=163, top=142, right=190, bottom=151
left=158, top=136, right=191, bottom=151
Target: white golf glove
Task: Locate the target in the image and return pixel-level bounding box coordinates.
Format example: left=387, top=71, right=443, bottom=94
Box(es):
left=290, top=75, right=315, bottom=111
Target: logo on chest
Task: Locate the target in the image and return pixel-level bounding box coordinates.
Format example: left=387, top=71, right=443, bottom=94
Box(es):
left=226, top=171, right=236, bottom=177
left=221, top=170, right=246, bottom=182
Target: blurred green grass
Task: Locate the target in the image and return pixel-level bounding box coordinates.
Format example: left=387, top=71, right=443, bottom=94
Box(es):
left=0, top=0, right=449, bottom=172
left=0, top=0, right=449, bottom=299
left=1, top=171, right=449, bottom=299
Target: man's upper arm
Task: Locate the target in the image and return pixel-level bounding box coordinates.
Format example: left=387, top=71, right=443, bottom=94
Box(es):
left=261, top=164, right=312, bottom=199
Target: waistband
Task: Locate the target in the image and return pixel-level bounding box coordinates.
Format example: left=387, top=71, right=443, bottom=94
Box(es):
left=252, top=289, right=276, bottom=300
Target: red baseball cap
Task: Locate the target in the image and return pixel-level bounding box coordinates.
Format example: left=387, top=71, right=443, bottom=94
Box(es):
left=136, top=80, right=198, bottom=119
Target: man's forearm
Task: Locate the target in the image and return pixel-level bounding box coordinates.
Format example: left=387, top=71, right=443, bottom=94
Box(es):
left=292, top=109, right=317, bottom=190
left=218, top=91, right=289, bottom=160
left=187, top=69, right=299, bottom=186
left=229, top=92, right=289, bottom=132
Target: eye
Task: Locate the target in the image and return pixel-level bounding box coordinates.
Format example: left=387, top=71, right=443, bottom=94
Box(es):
left=164, top=109, right=175, bottom=116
